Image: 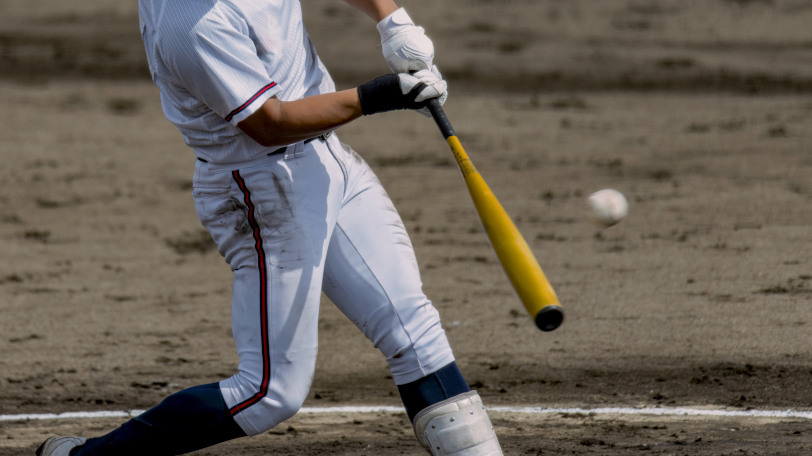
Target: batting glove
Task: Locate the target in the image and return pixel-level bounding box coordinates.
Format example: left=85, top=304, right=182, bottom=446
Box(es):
left=377, top=8, right=434, bottom=73
left=358, top=67, right=447, bottom=117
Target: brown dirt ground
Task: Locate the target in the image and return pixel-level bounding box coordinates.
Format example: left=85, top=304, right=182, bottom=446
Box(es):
left=1, top=0, right=810, bottom=454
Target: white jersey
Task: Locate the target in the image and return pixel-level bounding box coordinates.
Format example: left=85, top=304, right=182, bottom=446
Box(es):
left=138, top=0, right=335, bottom=164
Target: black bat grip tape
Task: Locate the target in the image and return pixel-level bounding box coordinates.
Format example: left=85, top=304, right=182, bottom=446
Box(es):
left=428, top=98, right=455, bottom=139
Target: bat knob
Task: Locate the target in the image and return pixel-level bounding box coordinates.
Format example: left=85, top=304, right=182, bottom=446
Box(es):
left=534, top=306, right=564, bottom=332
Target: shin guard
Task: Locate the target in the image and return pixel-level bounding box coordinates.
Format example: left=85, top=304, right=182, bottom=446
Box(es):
left=413, top=391, right=503, bottom=456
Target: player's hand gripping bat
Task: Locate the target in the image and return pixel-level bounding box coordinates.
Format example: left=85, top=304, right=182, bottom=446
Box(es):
left=427, top=98, right=564, bottom=332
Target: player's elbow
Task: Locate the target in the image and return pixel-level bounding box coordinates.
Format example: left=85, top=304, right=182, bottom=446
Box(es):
left=237, top=97, right=289, bottom=148
left=247, top=133, right=281, bottom=148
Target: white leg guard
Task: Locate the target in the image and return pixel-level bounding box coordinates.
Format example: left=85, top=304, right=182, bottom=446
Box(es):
left=413, top=391, right=503, bottom=456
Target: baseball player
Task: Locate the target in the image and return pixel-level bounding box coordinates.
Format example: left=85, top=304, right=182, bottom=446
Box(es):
left=37, top=1, right=503, bottom=455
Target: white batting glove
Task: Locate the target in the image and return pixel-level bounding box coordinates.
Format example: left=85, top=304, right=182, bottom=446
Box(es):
left=400, top=66, right=447, bottom=117
left=377, top=8, right=435, bottom=73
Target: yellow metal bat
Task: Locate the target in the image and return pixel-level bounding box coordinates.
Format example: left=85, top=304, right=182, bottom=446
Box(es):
left=427, top=99, right=563, bottom=332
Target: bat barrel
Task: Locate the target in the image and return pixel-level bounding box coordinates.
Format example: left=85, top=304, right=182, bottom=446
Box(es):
left=429, top=97, right=564, bottom=333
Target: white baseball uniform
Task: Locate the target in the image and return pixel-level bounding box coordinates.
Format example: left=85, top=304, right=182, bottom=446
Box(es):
left=139, top=0, right=455, bottom=436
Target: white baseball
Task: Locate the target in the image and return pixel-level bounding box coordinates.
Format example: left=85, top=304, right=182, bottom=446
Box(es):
left=587, top=189, right=628, bottom=227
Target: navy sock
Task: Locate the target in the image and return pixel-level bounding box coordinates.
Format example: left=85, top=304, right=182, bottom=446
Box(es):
left=397, top=362, right=471, bottom=422
left=73, top=382, right=245, bottom=456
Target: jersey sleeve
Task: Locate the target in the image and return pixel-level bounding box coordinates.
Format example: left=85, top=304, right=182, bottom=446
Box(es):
left=159, top=5, right=281, bottom=126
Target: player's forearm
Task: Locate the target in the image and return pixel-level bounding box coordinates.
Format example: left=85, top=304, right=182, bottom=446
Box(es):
left=342, top=0, right=398, bottom=21
left=238, top=89, right=362, bottom=148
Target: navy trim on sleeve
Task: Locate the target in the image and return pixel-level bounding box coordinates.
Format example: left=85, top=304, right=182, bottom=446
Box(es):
left=225, top=82, right=277, bottom=122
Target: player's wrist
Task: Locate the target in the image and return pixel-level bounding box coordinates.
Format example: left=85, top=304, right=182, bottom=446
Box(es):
left=358, top=71, right=445, bottom=116
left=358, top=74, right=405, bottom=115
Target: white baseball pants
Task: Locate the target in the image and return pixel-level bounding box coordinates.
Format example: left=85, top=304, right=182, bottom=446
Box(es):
left=192, top=136, right=455, bottom=436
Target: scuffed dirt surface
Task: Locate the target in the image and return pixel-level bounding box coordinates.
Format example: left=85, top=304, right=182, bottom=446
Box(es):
left=1, top=0, right=810, bottom=454
left=3, top=412, right=811, bottom=455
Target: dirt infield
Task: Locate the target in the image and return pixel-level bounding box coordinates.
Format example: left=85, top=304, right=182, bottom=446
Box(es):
left=1, top=0, right=810, bottom=454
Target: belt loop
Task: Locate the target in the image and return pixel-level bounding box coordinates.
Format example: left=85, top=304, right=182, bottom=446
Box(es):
left=284, top=143, right=300, bottom=160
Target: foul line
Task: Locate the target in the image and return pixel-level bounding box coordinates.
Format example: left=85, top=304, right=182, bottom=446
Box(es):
left=1, top=406, right=811, bottom=422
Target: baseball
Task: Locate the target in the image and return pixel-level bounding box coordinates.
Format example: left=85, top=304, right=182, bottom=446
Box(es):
left=587, top=189, right=628, bottom=227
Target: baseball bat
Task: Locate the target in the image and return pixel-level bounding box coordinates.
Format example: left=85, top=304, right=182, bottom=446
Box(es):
left=427, top=98, right=563, bottom=332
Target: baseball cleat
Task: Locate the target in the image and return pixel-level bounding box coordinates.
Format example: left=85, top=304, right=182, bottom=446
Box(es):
left=35, top=436, right=87, bottom=456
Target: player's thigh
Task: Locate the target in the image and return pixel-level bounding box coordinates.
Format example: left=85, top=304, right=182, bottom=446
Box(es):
left=322, top=160, right=453, bottom=381
left=194, top=148, right=343, bottom=368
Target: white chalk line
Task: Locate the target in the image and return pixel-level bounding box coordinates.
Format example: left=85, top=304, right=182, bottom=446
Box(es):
left=2, top=406, right=811, bottom=422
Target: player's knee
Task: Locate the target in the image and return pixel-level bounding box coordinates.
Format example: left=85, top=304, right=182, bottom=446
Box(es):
left=365, top=298, right=451, bottom=371
left=383, top=320, right=454, bottom=384
left=222, top=354, right=316, bottom=435
left=273, top=388, right=309, bottom=423
left=238, top=387, right=308, bottom=435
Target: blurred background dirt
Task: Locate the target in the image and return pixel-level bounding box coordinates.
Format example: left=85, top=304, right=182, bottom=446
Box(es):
left=0, top=0, right=810, bottom=454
